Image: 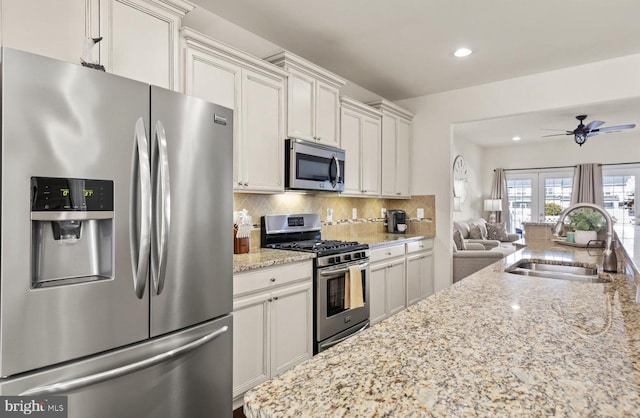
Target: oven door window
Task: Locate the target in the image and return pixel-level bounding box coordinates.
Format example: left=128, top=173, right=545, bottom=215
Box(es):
left=325, top=271, right=367, bottom=318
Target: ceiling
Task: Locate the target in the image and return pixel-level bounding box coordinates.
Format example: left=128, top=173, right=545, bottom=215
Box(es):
left=190, top=0, right=640, bottom=147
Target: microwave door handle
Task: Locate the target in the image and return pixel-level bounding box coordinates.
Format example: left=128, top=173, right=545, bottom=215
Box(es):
left=19, top=326, right=229, bottom=396
left=335, top=155, right=341, bottom=184
left=129, top=117, right=151, bottom=299
left=329, top=154, right=340, bottom=188
left=152, top=120, right=171, bottom=296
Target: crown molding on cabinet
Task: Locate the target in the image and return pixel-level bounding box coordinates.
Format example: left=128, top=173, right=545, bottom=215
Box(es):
left=148, top=0, right=195, bottom=15
left=265, top=50, right=346, bottom=89
left=367, top=99, right=415, bottom=121
left=340, top=96, right=382, bottom=120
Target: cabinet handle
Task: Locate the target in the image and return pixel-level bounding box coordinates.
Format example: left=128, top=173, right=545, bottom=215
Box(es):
left=268, top=298, right=273, bottom=302
left=270, top=277, right=276, bottom=282
left=419, top=245, right=424, bottom=249
left=273, top=296, right=279, bottom=301
left=317, top=136, right=322, bottom=141
left=385, top=251, right=392, bottom=256
left=238, top=181, right=243, bottom=186
left=244, top=182, right=249, bottom=186
left=396, top=192, right=401, bottom=195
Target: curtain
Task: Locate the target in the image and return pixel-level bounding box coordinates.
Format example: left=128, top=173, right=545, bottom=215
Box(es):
left=570, top=163, right=604, bottom=206
left=490, top=168, right=510, bottom=230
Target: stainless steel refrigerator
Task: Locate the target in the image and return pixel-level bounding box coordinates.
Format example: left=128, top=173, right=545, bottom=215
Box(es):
left=0, top=48, right=233, bottom=417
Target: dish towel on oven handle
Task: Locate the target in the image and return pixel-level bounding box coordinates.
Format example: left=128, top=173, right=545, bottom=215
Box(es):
left=346, top=265, right=364, bottom=309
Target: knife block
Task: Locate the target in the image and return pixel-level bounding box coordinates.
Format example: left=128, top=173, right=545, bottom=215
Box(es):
left=233, top=227, right=250, bottom=254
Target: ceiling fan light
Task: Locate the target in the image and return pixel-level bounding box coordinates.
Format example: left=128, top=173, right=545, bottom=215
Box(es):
left=574, top=133, right=587, bottom=146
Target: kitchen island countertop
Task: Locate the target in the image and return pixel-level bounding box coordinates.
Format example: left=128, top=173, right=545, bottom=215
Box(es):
left=244, top=238, right=640, bottom=416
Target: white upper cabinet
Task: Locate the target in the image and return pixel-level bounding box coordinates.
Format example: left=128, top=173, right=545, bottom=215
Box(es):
left=339, top=97, right=382, bottom=196
left=181, top=28, right=287, bottom=193
left=266, top=51, right=345, bottom=147
left=100, top=0, right=194, bottom=89
left=1, top=0, right=99, bottom=64
left=368, top=100, right=414, bottom=198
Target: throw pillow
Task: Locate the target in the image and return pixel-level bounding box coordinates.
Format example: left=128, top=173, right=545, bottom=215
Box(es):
left=453, top=229, right=467, bottom=250
left=486, top=222, right=508, bottom=241
left=469, top=222, right=488, bottom=239
left=475, top=220, right=488, bottom=239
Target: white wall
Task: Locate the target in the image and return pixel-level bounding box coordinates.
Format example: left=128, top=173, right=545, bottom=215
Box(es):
left=452, top=136, right=485, bottom=221
left=397, top=53, right=640, bottom=293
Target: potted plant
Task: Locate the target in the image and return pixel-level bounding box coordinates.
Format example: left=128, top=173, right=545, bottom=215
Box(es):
left=567, top=208, right=606, bottom=244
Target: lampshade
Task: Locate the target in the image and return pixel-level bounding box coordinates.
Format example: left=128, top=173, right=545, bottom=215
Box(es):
left=484, top=199, right=502, bottom=212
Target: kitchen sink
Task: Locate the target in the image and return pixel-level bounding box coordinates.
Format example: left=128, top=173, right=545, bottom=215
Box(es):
left=505, top=260, right=611, bottom=283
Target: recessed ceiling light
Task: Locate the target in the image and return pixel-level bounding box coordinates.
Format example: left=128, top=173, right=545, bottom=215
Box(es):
left=454, top=48, right=472, bottom=58
left=512, top=136, right=521, bottom=141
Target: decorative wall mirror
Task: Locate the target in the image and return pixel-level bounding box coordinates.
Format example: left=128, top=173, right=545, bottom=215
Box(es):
left=452, top=155, right=468, bottom=203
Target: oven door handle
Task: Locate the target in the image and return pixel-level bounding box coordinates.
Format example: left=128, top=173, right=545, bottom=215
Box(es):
left=318, top=322, right=369, bottom=351
left=319, top=262, right=369, bottom=277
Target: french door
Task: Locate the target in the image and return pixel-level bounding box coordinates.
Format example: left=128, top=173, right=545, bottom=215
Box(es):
left=506, top=170, right=573, bottom=233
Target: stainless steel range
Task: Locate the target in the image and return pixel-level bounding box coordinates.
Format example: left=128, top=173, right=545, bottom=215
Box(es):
left=261, top=214, right=370, bottom=354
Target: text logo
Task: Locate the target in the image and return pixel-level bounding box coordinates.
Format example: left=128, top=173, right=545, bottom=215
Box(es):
left=0, top=397, right=67, bottom=418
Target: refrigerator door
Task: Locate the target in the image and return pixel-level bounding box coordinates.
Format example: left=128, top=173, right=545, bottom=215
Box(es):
left=0, top=316, right=233, bottom=418
left=0, top=48, right=150, bottom=377
left=149, top=86, right=233, bottom=337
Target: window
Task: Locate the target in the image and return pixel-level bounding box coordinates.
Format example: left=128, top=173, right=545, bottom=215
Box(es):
left=602, top=164, right=640, bottom=240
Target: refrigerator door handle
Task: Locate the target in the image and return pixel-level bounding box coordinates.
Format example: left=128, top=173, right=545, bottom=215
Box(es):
left=19, top=325, right=229, bottom=396
left=152, top=120, right=171, bottom=296
left=130, top=117, right=151, bottom=299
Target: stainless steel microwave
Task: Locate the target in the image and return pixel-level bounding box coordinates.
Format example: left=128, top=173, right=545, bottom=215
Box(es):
left=285, top=138, right=345, bottom=192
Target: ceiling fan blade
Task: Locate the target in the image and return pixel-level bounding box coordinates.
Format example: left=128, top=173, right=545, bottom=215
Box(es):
left=592, top=124, right=636, bottom=133
left=542, top=133, right=571, bottom=137
left=585, top=120, right=605, bottom=131
left=541, top=128, right=572, bottom=132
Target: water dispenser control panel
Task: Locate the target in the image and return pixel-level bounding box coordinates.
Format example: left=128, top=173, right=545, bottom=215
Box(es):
left=31, top=177, right=114, bottom=211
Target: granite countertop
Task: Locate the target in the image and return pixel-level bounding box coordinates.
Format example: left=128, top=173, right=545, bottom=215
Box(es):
left=359, top=233, right=434, bottom=248
left=244, top=239, right=640, bottom=416
left=233, top=248, right=315, bottom=273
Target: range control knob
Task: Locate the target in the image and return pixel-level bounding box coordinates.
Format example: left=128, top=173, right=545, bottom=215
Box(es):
left=344, top=254, right=351, bottom=261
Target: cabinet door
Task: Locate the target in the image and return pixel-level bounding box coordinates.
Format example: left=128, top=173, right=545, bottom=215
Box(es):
left=287, top=69, right=315, bottom=141
left=241, top=69, right=285, bottom=192
left=421, top=251, right=434, bottom=299
left=396, top=117, right=411, bottom=197
left=361, top=116, right=382, bottom=196
left=369, top=263, right=387, bottom=325
left=270, top=281, right=312, bottom=376
left=232, top=292, right=270, bottom=399
left=315, top=81, right=340, bottom=146
left=101, top=0, right=191, bottom=89
left=381, top=114, right=398, bottom=197
left=406, top=254, right=423, bottom=306
left=387, top=260, right=406, bottom=316
left=1, top=0, right=98, bottom=64
left=340, top=107, right=362, bottom=195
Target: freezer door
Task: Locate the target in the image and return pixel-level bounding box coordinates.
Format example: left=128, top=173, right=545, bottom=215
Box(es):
left=0, top=316, right=233, bottom=418
left=149, top=86, right=233, bottom=337
left=0, top=49, right=149, bottom=377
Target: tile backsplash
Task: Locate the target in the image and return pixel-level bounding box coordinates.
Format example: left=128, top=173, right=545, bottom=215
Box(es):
left=233, top=193, right=436, bottom=249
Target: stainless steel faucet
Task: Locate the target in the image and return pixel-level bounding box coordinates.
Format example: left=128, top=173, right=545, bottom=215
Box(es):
left=552, top=202, right=617, bottom=272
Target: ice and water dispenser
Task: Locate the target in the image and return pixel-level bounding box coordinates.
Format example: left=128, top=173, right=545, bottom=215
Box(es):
left=31, top=177, right=114, bottom=288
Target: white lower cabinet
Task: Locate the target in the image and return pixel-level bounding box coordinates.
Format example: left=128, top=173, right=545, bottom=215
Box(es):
left=406, top=239, right=434, bottom=306
left=370, top=239, right=434, bottom=325
left=232, top=261, right=312, bottom=408
left=369, top=244, right=406, bottom=325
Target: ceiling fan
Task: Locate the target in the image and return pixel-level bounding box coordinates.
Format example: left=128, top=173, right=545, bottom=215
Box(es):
left=542, top=115, right=636, bottom=146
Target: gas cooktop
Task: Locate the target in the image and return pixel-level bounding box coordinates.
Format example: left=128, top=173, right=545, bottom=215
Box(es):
left=266, top=239, right=368, bottom=256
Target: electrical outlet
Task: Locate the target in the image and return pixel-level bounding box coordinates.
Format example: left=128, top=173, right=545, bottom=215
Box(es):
left=327, top=208, right=333, bottom=222
left=381, top=208, right=387, bottom=218
left=417, top=208, right=424, bottom=219
left=352, top=208, right=357, bottom=219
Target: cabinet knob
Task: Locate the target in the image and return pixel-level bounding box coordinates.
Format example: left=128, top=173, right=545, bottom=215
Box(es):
left=268, top=298, right=273, bottom=302
left=419, top=245, right=424, bottom=248
left=385, top=251, right=391, bottom=256
left=270, top=277, right=276, bottom=282
left=244, top=182, right=249, bottom=186
left=273, top=296, right=279, bottom=301
left=238, top=181, right=243, bottom=186
left=317, top=136, right=322, bottom=141
left=396, top=192, right=401, bottom=195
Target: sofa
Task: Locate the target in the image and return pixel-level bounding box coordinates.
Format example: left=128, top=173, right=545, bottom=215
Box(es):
left=452, top=219, right=518, bottom=282
left=454, top=219, right=519, bottom=248
left=453, top=243, right=514, bottom=283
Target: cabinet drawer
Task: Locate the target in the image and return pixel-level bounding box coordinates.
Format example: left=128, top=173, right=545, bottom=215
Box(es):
left=369, top=244, right=405, bottom=262
left=234, top=261, right=312, bottom=296
left=406, top=238, right=433, bottom=254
